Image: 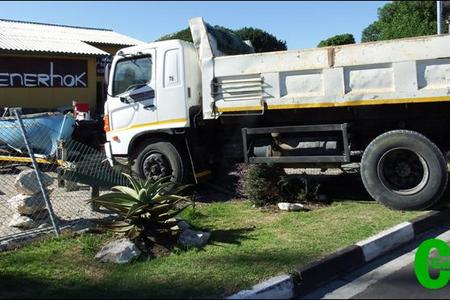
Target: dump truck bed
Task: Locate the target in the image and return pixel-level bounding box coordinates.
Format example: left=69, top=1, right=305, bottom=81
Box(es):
left=189, top=17, right=450, bottom=119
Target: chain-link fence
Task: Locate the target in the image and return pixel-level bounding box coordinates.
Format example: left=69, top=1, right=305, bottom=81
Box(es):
left=0, top=111, right=127, bottom=249
left=0, top=110, right=363, bottom=249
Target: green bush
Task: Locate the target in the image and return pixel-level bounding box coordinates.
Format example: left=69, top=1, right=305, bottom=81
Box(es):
left=242, top=164, right=322, bottom=207
left=242, top=164, right=286, bottom=207
left=278, top=174, right=320, bottom=202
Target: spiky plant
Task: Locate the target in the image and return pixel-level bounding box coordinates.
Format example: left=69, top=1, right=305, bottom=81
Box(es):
left=88, top=174, right=192, bottom=246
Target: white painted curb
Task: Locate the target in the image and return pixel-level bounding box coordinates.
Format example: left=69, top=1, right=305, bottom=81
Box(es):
left=226, top=221, right=418, bottom=299
left=227, top=275, right=294, bottom=299
left=227, top=209, right=449, bottom=299
left=356, top=221, right=414, bottom=262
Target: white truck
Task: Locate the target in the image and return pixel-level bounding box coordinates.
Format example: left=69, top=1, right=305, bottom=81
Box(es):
left=103, top=17, right=450, bottom=210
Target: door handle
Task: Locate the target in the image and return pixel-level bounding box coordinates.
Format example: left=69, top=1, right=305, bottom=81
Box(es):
left=144, top=104, right=155, bottom=109
left=120, top=96, right=134, bottom=104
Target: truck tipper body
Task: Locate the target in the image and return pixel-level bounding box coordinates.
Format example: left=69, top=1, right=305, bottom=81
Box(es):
left=103, top=17, right=450, bottom=210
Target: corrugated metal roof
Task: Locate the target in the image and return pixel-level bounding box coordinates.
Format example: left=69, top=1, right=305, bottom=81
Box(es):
left=0, top=19, right=145, bottom=56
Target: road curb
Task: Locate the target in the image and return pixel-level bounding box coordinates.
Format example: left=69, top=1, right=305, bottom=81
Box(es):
left=356, top=221, right=415, bottom=262
left=227, top=275, right=294, bottom=299
left=410, top=208, right=450, bottom=235
left=227, top=207, right=450, bottom=299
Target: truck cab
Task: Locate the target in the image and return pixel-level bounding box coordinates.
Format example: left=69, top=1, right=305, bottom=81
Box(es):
left=103, top=39, right=202, bottom=181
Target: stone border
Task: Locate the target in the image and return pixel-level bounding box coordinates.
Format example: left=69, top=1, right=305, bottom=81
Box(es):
left=0, top=222, right=96, bottom=252
left=227, top=208, right=450, bottom=299
left=0, top=227, right=53, bottom=251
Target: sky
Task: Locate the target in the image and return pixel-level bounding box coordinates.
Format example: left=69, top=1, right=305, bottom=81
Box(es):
left=0, top=1, right=389, bottom=49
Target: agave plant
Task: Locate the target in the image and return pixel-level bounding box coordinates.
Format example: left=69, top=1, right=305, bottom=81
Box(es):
left=88, top=174, right=192, bottom=245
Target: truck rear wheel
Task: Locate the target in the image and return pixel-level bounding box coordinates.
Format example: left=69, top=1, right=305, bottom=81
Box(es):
left=132, top=140, right=187, bottom=183
left=361, top=130, right=448, bottom=211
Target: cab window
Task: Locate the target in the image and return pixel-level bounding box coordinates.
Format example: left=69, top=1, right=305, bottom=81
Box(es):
left=113, top=56, right=152, bottom=96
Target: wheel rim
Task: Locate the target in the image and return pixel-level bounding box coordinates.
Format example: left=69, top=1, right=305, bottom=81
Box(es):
left=377, top=148, right=429, bottom=195
left=142, top=152, right=173, bottom=181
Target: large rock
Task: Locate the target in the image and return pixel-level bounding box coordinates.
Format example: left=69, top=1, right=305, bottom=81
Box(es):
left=166, top=218, right=191, bottom=231
left=176, top=218, right=191, bottom=230
left=8, top=214, right=37, bottom=229
left=178, top=229, right=210, bottom=248
left=95, top=238, right=141, bottom=264
left=278, top=202, right=306, bottom=211
left=15, top=169, right=53, bottom=195
left=7, top=193, right=46, bottom=215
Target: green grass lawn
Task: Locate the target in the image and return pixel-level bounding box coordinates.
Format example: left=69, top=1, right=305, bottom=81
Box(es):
left=0, top=200, right=424, bottom=299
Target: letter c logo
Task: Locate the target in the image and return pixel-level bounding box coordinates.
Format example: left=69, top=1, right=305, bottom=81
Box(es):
left=414, top=238, right=450, bottom=289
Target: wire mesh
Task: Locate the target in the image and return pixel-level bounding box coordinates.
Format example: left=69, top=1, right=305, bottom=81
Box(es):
left=0, top=111, right=362, bottom=248
left=0, top=112, right=127, bottom=245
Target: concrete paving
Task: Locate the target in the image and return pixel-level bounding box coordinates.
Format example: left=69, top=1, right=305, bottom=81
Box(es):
left=301, top=224, right=450, bottom=299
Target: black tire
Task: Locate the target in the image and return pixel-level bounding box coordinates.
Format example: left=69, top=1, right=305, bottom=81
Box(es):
left=132, top=140, right=188, bottom=183
left=361, top=130, right=448, bottom=211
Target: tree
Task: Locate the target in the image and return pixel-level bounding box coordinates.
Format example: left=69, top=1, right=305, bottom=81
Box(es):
left=157, top=27, right=193, bottom=43
left=233, top=27, right=287, bottom=52
left=157, top=26, right=287, bottom=53
left=317, top=33, right=355, bottom=47
left=361, top=1, right=450, bottom=42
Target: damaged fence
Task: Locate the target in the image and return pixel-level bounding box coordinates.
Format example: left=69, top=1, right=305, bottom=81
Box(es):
left=0, top=110, right=127, bottom=250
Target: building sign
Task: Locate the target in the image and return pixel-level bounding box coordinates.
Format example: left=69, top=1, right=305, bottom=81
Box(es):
left=0, top=56, right=88, bottom=88
left=97, top=55, right=112, bottom=76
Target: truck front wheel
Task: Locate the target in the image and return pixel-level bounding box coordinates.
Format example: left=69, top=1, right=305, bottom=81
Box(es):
left=361, top=130, right=448, bottom=210
left=132, top=140, right=187, bottom=183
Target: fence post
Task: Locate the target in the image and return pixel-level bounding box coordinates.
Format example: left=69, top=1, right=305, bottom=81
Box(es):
left=90, top=185, right=100, bottom=212
left=60, top=140, right=78, bottom=191
left=14, top=110, right=61, bottom=237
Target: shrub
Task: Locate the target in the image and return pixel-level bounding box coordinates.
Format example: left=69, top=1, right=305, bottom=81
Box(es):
left=242, top=164, right=286, bottom=207
left=241, top=164, right=323, bottom=206
left=88, top=174, right=192, bottom=249
left=278, top=174, right=320, bottom=202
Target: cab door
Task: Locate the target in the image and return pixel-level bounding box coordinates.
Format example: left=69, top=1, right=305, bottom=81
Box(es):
left=156, top=47, right=186, bottom=123
left=107, top=50, right=157, bottom=147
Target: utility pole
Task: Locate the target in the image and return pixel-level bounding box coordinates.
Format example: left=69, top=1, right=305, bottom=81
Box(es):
left=446, top=15, right=450, bottom=34
left=437, top=0, right=443, bottom=34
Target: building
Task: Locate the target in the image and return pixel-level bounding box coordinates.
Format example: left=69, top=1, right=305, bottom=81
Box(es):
left=0, top=19, right=144, bottom=116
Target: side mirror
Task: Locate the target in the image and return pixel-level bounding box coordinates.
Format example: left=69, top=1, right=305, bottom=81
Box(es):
left=104, top=63, right=111, bottom=86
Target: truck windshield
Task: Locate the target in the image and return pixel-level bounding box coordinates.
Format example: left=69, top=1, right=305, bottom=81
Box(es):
left=112, top=56, right=152, bottom=96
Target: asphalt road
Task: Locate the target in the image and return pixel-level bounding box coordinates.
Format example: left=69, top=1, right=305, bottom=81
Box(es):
left=351, top=258, right=449, bottom=299
left=301, top=224, right=450, bottom=299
